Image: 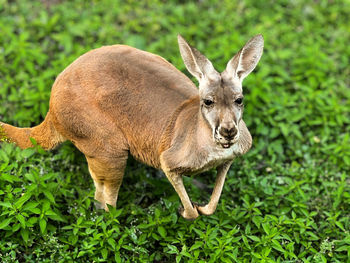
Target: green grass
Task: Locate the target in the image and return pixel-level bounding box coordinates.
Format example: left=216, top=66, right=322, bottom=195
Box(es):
left=0, top=0, right=349, bottom=262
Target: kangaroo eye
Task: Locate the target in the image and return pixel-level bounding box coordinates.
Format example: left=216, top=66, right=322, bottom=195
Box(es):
left=235, top=97, right=243, bottom=105
left=204, top=99, right=214, bottom=106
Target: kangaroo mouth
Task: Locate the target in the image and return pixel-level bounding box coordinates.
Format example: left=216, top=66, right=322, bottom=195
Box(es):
left=214, top=127, right=239, bottom=149
left=214, top=128, right=238, bottom=149
left=221, top=142, right=232, bottom=148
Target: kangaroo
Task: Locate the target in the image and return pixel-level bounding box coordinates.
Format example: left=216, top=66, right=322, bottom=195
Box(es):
left=0, top=34, right=263, bottom=220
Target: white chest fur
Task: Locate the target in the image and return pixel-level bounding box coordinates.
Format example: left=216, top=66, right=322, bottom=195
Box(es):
left=207, top=143, right=240, bottom=162
left=188, top=142, right=241, bottom=174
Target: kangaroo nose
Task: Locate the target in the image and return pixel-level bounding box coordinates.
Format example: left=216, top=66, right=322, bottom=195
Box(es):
left=219, top=127, right=237, bottom=140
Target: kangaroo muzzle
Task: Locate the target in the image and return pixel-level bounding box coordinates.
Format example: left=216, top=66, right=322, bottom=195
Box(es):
left=215, top=123, right=239, bottom=148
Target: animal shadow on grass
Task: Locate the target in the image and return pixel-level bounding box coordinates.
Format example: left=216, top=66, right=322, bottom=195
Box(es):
left=121, top=155, right=213, bottom=210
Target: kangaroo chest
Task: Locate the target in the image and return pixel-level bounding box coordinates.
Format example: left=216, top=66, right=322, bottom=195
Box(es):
left=174, top=143, right=240, bottom=176
left=196, top=144, right=240, bottom=173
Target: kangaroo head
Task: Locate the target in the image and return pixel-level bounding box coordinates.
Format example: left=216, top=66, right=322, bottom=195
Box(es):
left=178, top=34, right=263, bottom=148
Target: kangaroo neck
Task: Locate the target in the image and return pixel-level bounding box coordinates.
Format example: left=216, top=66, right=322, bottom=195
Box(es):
left=158, top=96, right=230, bottom=175
left=158, top=95, right=213, bottom=158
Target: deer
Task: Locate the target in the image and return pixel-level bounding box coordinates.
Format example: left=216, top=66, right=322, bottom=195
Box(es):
left=0, top=34, right=263, bottom=220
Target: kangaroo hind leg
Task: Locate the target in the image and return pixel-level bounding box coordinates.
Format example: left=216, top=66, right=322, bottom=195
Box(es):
left=86, top=154, right=128, bottom=211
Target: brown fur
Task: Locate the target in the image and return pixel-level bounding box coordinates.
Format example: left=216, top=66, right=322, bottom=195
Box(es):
left=1, top=35, right=263, bottom=219
left=0, top=112, right=65, bottom=149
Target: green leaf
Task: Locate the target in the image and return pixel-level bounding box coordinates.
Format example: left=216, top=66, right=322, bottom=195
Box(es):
left=155, top=208, right=161, bottom=218
left=39, top=218, right=47, bottom=234
left=115, top=253, right=122, bottom=263
left=1, top=173, right=21, bottom=182
left=108, top=238, right=116, bottom=249
left=306, top=231, right=319, bottom=241
left=109, top=207, right=123, bottom=218
left=21, top=148, right=36, bottom=158
left=24, top=173, right=36, bottom=182
left=272, top=240, right=285, bottom=253
left=23, top=201, right=39, bottom=210
left=71, top=235, right=78, bottom=245
left=262, top=223, right=270, bottom=235
left=101, top=248, right=108, bottom=259
left=15, top=192, right=32, bottom=209
left=167, top=244, right=179, bottom=254
left=180, top=250, right=192, bottom=258
left=242, top=236, right=251, bottom=249
left=251, top=252, right=262, bottom=259
left=16, top=214, right=26, bottom=228
left=189, top=241, right=203, bottom=251
left=21, top=228, right=30, bottom=243
left=335, top=221, right=345, bottom=231
left=335, top=245, right=350, bottom=252
left=252, top=216, right=263, bottom=228
left=158, top=226, right=167, bottom=238
left=27, top=217, right=38, bottom=226
left=0, top=217, right=12, bottom=229
left=77, top=216, right=84, bottom=225
left=28, top=208, right=41, bottom=214
left=0, top=201, right=12, bottom=208
left=43, top=190, right=55, bottom=203
left=248, top=235, right=261, bottom=242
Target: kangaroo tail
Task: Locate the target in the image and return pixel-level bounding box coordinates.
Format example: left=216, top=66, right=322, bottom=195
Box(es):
left=0, top=112, right=66, bottom=150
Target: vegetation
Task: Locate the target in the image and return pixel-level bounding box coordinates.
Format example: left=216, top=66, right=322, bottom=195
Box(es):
left=0, top=0, right=349, bottom=262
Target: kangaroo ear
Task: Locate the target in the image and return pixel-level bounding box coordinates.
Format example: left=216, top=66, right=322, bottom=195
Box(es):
left=177, top=34, right=218, bottom=83
left=224, top=34, right=264, bottom=82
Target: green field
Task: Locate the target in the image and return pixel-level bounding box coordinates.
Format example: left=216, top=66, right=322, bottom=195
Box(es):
left=0, top=0, right=349, bottom=262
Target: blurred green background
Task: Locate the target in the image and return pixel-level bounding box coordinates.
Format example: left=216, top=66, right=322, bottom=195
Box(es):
left=0, top=0, right=349, bottom=262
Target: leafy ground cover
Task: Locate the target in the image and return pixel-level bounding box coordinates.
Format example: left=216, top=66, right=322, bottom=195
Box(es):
left=0, top=0, right=349, bottom=262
